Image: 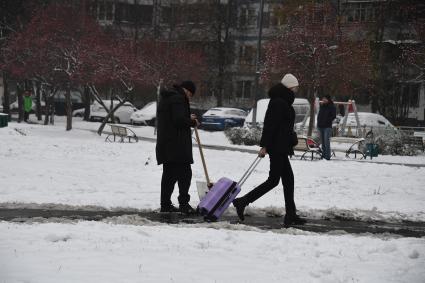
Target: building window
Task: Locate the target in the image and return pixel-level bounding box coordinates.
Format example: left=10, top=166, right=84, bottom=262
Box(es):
left=239, top=7, right=257, bottom=27
left=115, top=3, right=153, bottom=24
left=161, top=7, right=171, bottom=24
left=261, top=12, right=270, bottom=28
left=271, top=8, right=284, bottom=26
left=236, top=81, right=252, bottom=98
left=345, top=2, right=377, bottom=23
left=400, top=83, right=420, bottom=108
left=238, top=45, right=256, bottom=66
left=96, top=0, right=115, bottom=22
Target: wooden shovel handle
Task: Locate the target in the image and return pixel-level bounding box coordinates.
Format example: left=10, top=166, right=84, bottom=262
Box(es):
left=194, top=127, right=212, bottom=187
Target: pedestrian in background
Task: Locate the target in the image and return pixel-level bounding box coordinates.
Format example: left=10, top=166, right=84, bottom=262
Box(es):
left=156, top=81, right=199, bottom=214
left=317, top=95, right=336, bottom=160
left=233, top=74, right=306, bottom=227
left=23, top=90, right=32, bottom=122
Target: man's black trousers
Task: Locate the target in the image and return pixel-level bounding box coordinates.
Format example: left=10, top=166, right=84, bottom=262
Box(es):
left=243, top=153, right=296, bottom=215
left=161, top=163, right=191, bottom=207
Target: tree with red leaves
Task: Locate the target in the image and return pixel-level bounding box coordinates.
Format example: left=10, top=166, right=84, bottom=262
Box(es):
left=82, top=36, right=206, bottom=135
left=264, top=1, right=372, bottom=136
left=1, top=3, right=103, bottom=129
left=2, top=2, right=207, bottom=133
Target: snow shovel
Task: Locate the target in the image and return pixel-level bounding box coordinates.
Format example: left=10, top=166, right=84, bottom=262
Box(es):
left=194, top=127, right=213, bottom=200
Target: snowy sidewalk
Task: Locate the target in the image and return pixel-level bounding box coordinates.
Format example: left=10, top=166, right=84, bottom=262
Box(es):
left=1, top=220, right=424, bottom=283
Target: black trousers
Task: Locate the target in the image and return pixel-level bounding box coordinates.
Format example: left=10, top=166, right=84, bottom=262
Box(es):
left=161, top=163, right=192, bottom=207
left=24, top=111, right=30, bottom=121
left=243, top=153, right=296, bottom=215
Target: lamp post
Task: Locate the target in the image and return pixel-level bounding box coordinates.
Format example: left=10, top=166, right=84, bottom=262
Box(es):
left=251, top=0, right=265, bottom=127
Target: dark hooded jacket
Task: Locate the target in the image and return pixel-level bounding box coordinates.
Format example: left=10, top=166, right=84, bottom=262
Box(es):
left=156, top=85, right=196, bottom=165
left=260, top=83, right=296, bottom=156
left=317, top=101, right=336, bottom=128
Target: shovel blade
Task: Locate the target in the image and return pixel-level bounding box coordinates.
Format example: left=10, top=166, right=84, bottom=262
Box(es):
left=196, top=181, right=209, bottom=201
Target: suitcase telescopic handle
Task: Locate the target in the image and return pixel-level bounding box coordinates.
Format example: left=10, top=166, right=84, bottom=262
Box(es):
left=238, top=157, right=261, bottom=186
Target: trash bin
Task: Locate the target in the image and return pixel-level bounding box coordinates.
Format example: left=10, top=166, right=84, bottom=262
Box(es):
left=365, top=143, right=379, bottom=159
left=0, top=113, right=8, bottom=128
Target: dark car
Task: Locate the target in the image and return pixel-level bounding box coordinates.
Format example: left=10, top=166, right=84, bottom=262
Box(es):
left=201, top=107, right=247, bottom=131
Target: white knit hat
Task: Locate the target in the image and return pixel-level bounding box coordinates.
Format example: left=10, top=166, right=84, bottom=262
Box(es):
left=281, top=74, right=299, bottom=88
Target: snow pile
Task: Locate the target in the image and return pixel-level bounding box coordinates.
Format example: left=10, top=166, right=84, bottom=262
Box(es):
left=1, top=221, right=424, bottom=283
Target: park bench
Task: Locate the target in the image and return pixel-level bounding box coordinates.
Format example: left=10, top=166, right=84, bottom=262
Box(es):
left=331, top=137, right=366, bottom=159
left=105, top=124, right=139, bottom=143
left=293, top=136, right=322, bottom=160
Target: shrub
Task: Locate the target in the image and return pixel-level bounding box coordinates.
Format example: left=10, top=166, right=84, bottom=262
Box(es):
left=224, top=127, right=262, bottom=146
left=367, top=129, right=421, bottom=156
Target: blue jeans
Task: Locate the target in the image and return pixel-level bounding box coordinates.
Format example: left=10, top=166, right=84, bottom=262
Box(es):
left=318, top=127, right=332, bottom=160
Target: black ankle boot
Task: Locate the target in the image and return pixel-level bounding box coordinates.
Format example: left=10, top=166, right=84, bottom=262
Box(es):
left=233, top=198, right=247, bottom=221
left=283, top=214, right=307, bottom=227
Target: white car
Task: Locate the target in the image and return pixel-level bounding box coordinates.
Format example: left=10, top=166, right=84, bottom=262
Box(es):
left=244, top=98, right=310, bottom=127
left=339, top=112, right=396, bottom=136
left=90, top=100, right=137, bottom=124
left=72, top=107, right=87, bottom=117
left=130, top=101, right=156, bottom=126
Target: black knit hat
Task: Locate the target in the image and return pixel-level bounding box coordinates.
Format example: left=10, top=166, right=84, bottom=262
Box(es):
left=180, top=81, right=196, bottom=95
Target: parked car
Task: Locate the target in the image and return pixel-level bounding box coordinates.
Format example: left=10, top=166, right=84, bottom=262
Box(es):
left=72, top=107, right=87, bottom=117
left=90, top=100, right=137, bottom=124
left=244, top=98, right=310, bottom=128
left=130, top=101, right=156, bottom=126
left=295, top=114, right=341, bottom=131
left=53, top=90, right=84, bottom=115
left=201, top=107, right=247, bottom=131
left=338, top=112, right=397, bottom=136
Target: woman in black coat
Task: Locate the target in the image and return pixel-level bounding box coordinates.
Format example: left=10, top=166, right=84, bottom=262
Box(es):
left=233, top=74, right=306, bottom=227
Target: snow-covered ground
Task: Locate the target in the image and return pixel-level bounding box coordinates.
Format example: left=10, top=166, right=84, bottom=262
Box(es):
left=1, top=220, right=424, bottom=283
left=1, top=119, right=425, bottom=283
left=1, top=120, right=424, bottom=221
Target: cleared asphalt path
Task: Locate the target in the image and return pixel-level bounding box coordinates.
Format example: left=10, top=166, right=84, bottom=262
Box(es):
left=1, top=207, right=425, bottom=238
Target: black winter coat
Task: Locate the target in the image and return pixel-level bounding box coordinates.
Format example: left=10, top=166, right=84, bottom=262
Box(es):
left=317, top=103, right=336, bottom=128
left=156, top=85, right=196, bottom=165
left=260, top=83, right=296, bottom=156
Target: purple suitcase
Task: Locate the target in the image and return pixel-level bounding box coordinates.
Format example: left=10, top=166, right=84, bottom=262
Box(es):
left=198, top=157, right=261, bottom=221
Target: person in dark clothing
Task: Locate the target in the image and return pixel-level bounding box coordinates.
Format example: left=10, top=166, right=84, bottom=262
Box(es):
left=156, top=80, right=199, bottom=214
left=233, top=74, right=306, bottom=227
left=317, top=95, right=336, bottom=160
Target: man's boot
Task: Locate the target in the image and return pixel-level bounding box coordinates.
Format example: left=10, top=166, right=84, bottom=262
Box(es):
left=233, top=197, right=248, bottom=221
left=179, top=203, right=197, bottom=215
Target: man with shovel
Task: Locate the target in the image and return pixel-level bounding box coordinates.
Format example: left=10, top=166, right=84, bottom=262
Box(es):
left=156, top=81, right=199, bottom=214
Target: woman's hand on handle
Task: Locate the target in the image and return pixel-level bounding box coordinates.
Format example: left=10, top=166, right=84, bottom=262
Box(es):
left=258, top=147, right=267, bottom=158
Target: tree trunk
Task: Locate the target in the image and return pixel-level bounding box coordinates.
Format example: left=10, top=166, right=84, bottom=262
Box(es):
left=307, top=88, right=316, bottom=137
left=97, top=100, right=127, bottom=135
left=2, top=73, right=10, bottom=117
left=17, top=83, right=24, bottom=123
left=65, top=83, right=72, bottom=131
left=44, top=88, right=50, bottom=125
left=83, top=85, right=91, bottom=121
left=35, top=82, right=42, bottom=120
left=109, top=95, right=115, bottom=124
